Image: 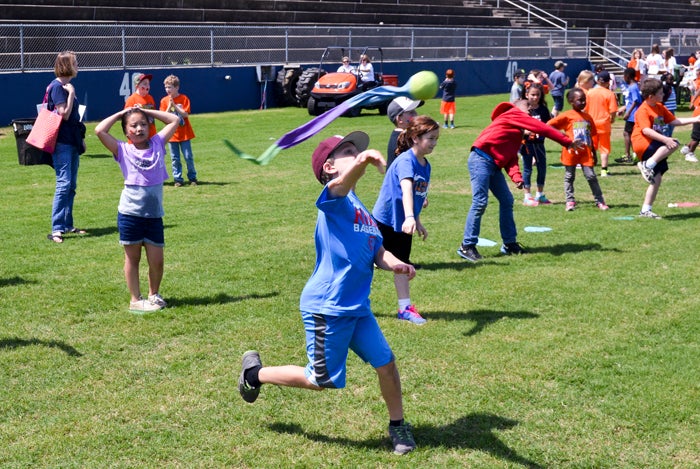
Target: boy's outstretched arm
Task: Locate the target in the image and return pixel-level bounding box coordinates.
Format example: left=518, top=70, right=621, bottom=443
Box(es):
left=328, top=149, right=386, bottom=198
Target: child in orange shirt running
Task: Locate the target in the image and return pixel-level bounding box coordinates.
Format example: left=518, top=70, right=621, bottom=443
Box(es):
left=548, top=88, right=609, bottom=211
left=160, top=74, right=198, bottom=186
left=585, top=70, right=617, bottom=176
left=125, top=73, right=157, bottom=138
left=633, top=78, right=700, bottom=219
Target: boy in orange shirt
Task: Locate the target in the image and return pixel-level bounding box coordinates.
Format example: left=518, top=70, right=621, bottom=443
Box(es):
left=159, top=75, right=198, bottom=186
left=585, top=71, right=617, bottom=177
left=634, top=78, right=700, bottom=219
left=125, top=73, right=157, bottom=138
left=548, top=88, right=609, bottom=211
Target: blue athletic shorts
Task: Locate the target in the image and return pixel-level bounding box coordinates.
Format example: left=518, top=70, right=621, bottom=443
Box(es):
left=117, top=212, right=165, bottom=247
left=302, top=312, right=394, bottom=389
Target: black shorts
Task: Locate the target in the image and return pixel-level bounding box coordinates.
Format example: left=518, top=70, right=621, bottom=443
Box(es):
left=691, top=122, right=700, bottom=142
left=624, top=121, right=635, bottom=134
left=642, top=140, right=669, bottom=176
left=377, top=221, right=413, bottom=264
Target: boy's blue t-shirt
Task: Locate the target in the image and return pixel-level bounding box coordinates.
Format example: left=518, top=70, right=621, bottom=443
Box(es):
left=372, top=149, right=431, bottom=232
left=299, top=186, right=382, bottom=317
left=624, top=81, right=642, bottom=123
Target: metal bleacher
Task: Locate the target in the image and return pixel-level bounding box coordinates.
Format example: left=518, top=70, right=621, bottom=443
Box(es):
left=0, top=0, right=513, bottom=28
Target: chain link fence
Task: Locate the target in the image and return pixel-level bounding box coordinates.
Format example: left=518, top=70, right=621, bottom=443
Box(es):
left=0, top=23, right=589, bottom=72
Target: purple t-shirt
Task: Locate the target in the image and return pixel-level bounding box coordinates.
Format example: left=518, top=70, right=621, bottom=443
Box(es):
left=116, top=134, right=169, bottom=186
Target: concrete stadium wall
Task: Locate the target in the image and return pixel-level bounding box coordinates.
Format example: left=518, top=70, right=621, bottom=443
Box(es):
left=1, top=58, right=590, bottom=126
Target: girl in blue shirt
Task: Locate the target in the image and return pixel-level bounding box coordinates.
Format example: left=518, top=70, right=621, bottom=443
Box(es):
left=372, top=116, right=439, bottom=325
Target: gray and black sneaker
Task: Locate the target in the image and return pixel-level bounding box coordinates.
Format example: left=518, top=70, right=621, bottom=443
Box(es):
left=614, top=154, right=635, bottom=164
left=639, top=210, right=662, bottom=219
left=457, top=244, right=482, bottom=262
left=388, top=422, right=416, bottom=455
left=500, top=242, right=525, bottom=255
left=239, top=350, right=262, bottom=403
left=637, top=161, right=655, bottom=184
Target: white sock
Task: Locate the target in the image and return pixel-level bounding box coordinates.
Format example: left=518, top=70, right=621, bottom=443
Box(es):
left=646, top=160, right=657, bottom=170
left=536, top=191, right=543, bottom=198
left=642, top=204, right=652, bottom=212
left=398, top=298, right=411, bottom=310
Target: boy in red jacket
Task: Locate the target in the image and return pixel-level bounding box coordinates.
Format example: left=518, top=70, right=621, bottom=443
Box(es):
left=457, top=100, right=582, bottom=262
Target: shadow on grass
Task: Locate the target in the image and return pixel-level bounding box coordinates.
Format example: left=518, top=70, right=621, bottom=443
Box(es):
left=662, top=211, right=700, bottom=221
left=168, top=291, right=278, bottom=307
left=0, top=337, right=83, bottom=357
left=0, top=276, right=31, bottom=287
left=461, top=309, right=539, bottom=336
left=524, top=242, right=621, bottom=256
left=82, top=153, right=113, bottom=159
left=165, top=180, right=230, bottom=187
left=269, top=412, right=542, bottom=468
left=72, top=225, right=119, bottom=238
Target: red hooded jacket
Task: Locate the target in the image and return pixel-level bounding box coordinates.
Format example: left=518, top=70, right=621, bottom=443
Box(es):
left=472, top=102, right=573, bottom=184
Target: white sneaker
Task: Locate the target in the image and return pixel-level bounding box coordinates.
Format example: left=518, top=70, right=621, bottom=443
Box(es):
left=130, top=297, right=163, bottom=313
left=681, top=145, right=691, bottom=155
left=685, top=153, right=698, bottom=163
left=148, top=293, right=167, bottom=308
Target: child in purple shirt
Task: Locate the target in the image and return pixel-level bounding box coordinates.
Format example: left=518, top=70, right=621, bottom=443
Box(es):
left=95, top=107, right=179, bottom=313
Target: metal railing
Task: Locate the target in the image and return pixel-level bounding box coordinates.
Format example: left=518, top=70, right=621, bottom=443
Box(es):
left=481, top=0, right=567, bottom=37
left=0, top=23, right=589, bottom=72
left=606, top=29, right=699, bottom=59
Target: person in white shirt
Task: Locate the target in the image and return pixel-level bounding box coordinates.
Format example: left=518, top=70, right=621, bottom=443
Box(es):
left=357, top=54, right=375, bottom=83
left=337, top=56, right=355, bottom=73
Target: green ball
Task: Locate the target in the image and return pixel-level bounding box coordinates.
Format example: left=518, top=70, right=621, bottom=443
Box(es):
left=408, top=71, right=439, bottom=100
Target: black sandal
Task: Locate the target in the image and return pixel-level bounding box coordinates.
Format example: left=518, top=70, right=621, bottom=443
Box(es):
left=67, top=228, right=87, bottom=235
left=47, top=233, right=63, bottom=243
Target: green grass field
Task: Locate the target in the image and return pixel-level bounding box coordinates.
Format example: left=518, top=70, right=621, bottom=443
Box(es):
left=1, top=93, right=699, bottom=468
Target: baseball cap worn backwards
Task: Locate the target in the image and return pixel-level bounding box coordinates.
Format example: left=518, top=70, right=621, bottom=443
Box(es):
left=133, top=73, right=153, bottom=88
left=387, top=97, right=424, bottom=123
left=596, top=70, right=611, bottom=82
left=554, top=60, right=567, bottom=68
left=311, top=131, right=370, bottom=184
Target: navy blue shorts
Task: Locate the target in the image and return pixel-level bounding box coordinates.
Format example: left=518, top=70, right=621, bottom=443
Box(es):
left=117, top=212, right=165, bottom=247
left=641, top=140, right=669, bottom=176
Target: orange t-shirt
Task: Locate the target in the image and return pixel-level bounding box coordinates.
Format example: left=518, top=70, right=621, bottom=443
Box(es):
left=547, top=109, right=597, bottom=166
left=628, top=59, right=641, bottom=82
left=632, top=101, right=676, bottom=156
left=585, top=86, right=617, bottom=133
left=159, top=94, right=195, bottom=142
left=124, top=93, right=157, bottom=137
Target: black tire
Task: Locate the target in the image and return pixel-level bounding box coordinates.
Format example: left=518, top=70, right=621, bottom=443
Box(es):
left=344, top=106, right=361, bottom=118
left=275, top=68, right=302, bottom=107
left=307, top=96, right=321, bottom=116
left=295, top=68, right=326, bottom=107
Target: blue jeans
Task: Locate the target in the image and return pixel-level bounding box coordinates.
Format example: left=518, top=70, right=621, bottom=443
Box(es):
left=462, top=150, right=517, bottom=246
left=51, top=142, right=80, bottom=233
left=170, top=140, right=197, bottom=183
left=520, top=142, right=547, bottom=189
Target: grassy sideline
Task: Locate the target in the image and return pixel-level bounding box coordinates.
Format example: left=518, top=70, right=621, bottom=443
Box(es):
left=1, top=93, right=699, bottom=468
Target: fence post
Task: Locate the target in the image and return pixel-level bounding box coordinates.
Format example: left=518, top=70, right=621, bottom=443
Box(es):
left=465, top=29, right=469, bottom=59
left=285, top=28, right=289, bottom=63
left=410, top=29, right=415, bottom=61
left=507, top=30, right=511, bottom=59
left=121, top=27, right=126, bottom=68
left=210, top=29, right=214, bottom=65
left=19, top=25, right=24, bottom=71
